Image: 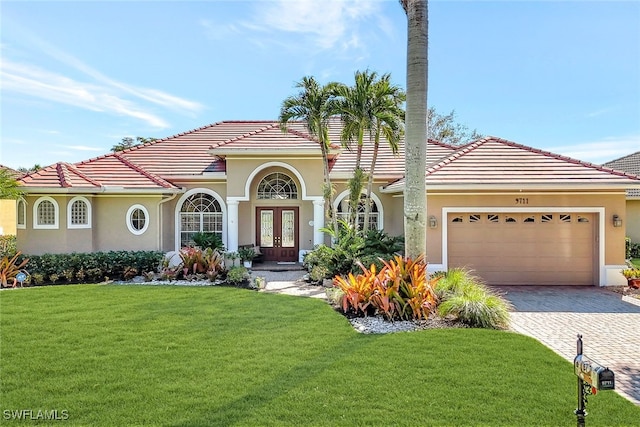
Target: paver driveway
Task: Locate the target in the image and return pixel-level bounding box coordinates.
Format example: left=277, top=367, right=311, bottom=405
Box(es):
left=493, top=286, right=640, bottom=406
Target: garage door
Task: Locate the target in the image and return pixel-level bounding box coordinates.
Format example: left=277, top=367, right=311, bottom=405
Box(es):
left=448, top=212, right=596, bottom=285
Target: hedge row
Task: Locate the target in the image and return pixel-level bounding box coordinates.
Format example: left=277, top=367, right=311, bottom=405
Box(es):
left=18, top=251, right=164, bottom=285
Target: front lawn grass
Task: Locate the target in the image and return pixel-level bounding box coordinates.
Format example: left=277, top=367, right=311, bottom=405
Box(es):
left=631, top=258, right=640, bottom=269
left=1, top=285, right=638, bottom=426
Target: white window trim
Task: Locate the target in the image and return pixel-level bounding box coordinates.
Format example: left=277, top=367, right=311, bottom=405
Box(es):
left=17, top=199, right=26, bottom=229
left=33, top=196, right=59, bottom=229
left=126, top=204, right=149, bottom=235
left=333, top=189, right=384, bottom=230
left=174, top=188, right=227, bottom=252
left=67, top=196, right=92, bottom=229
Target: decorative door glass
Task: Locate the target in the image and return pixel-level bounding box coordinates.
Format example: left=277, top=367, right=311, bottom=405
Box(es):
left=281, top=210, right=295, bottom=248
left=261, top=210, right=274, bottom=247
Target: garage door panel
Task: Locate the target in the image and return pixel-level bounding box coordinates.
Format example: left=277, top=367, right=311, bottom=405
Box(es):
left=448, top=212, right=595, bottom=286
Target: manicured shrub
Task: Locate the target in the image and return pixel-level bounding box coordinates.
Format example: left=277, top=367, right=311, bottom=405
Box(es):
left=23, top=251, right=164, bottom=285
left=226, top=266, right=250, bottom=287
left=0, top=235, right=17, bottom=258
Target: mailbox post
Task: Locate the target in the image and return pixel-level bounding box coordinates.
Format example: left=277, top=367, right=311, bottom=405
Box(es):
left=573, top=335, right=615, bottom=427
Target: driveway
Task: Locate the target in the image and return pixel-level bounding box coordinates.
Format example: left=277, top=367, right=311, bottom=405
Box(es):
left=493, top=286, right=640, bottom=406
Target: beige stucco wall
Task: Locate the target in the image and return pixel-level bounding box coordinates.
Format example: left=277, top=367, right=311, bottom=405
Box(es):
left=626, top=199, right=640, bottom=244
left=18, top=194, right=163, bottom=255
left=0, top=199, right=16, bottom=235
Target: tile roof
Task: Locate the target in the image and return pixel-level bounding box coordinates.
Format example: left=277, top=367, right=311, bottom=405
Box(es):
left=16, top=120, right=640, bottom=194
left=19, top=155, right=178, bottom=192
left=602, top=151, right=640, bottom=197
left=1, top=164, right=22, bottom=178
left=382, top=137, right=640, bottom=192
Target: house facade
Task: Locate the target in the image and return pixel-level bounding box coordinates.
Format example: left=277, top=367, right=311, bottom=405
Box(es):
left=16, top=120, right=640, bottom=286
left=603, top=151, right=640, bottom=244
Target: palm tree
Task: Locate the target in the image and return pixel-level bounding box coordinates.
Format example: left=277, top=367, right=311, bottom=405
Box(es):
left=279, top=76, right=339, bottom=236
left=332, top=70, right=378, bottom=229
left=362, top=76, right=405, bottom=230
left=400, top=0, right=428, bottom=259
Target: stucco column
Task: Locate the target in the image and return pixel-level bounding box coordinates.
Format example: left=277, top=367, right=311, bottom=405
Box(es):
left=227, top=199, right=239, bottom=252
left=312, top=198, right=325, bottom=246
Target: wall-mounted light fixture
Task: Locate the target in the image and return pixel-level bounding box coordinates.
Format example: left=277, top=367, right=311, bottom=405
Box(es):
left=613, top=214, right=622, bottom=228
left=429, top=215, right=438, bottom=229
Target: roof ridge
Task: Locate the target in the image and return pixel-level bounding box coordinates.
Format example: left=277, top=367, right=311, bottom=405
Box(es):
left=113, top=154, right=176, bottom=188
left=64, top=162, right=103, bottom=187
left=488, top=137, right=640, bottom=180
left=425, top=138, right=486, bottom=175
left=210, top=123, right=280, bottom=149
left=56, top=163, right=72, bottom=188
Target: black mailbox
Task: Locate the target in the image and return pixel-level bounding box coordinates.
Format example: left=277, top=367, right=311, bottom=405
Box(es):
left=574, top=354, right=615, bottom=391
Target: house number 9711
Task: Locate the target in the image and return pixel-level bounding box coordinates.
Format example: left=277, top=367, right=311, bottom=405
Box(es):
left=515, top=198, right=529, bottom=204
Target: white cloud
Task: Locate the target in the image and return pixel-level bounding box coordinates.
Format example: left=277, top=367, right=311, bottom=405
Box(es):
left=0, top=60, right=170, bottom=128
left=248, top=0, right=382, bottom=51
left=549, top=135, right=640, bottom=164
left=61, top=145, right=104, bottom=152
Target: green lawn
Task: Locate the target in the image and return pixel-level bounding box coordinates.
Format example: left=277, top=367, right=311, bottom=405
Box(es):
left=631, top=258, right=640, bottom=269
left=1, top=285, right=638, bottom=426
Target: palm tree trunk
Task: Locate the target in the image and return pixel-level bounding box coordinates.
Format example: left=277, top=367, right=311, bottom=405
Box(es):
left=363, top=138, right=380, bottom=230
left=403, top=0, right=428, bottom=259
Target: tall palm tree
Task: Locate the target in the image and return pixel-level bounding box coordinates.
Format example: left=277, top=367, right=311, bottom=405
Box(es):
left=332, top=70, right=378, bottom=229
left=362, top=76, right=405, bottom=230
left=400, top=0, right=428, bottom=259
left=279, top=76, right=339, bottom=236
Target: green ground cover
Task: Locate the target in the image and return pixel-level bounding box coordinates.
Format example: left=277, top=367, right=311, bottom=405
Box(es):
left=631, top=258, right=640, bottom=269
left=1, top=285, right=638, bottom=426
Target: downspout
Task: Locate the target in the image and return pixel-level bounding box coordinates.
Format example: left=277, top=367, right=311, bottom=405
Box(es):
left=157, top=191, right=181, bottom=251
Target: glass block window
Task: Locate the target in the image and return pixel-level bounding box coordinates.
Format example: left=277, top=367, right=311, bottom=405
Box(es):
left=179, top=193, right=223, bottom=247
left=68, top=197, right=91, bottom=229
left=33, top=197, right=59, bottom=229
left=336, top=194, right=380, bottom=231
left=257, top=173, right=298, bottom=199
left=17, top=199, right=26, bottom=229
left=126, top=204, right=149, bottom=235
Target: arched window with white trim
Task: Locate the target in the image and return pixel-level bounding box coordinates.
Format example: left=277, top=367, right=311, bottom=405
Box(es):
left=17, top=199, right=26, bottom=229
left=257, top=172, right=298, bottom=199
left=33, top=196, right=59, bottom=229
left=335, top=192, right=382, bottom=231
left=179, top=192, right=223, bottom=247
left=67, top=196, right=91, bottom=229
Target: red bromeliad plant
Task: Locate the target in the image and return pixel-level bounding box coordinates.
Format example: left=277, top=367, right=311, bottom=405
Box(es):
left=381, top=255, right=438, bottom=320
left=333, top=264, right=378, bottom=316
left=333, top=255, right=438, bottom=321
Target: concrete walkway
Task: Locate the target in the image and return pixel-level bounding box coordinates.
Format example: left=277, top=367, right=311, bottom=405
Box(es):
left=494, top=286, right=640, bottom=406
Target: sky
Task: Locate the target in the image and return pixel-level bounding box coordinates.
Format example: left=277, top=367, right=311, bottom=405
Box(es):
left=1, top=0, right=639, bottom=170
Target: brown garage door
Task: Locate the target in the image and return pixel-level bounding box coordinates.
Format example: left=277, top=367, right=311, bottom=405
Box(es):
left=448, top=212, right=596, bottom=285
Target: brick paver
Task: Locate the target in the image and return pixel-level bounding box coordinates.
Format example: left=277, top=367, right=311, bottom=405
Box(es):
left=493, top=286, right=640, bottom=406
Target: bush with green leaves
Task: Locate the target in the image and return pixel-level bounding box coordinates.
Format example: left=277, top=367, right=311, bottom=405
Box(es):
left=626, top=237, right=640, bottom=259
left=22, top=250, right=164, bottom=285
left=435, top=268, right=512, bottom=329
left=304, top=220, right=404, bottom=280
left=191, top=232, right=225, bottom=252
left=225, top=266, right=250, bottom=287
left=0, top=235, right=17, bottom=259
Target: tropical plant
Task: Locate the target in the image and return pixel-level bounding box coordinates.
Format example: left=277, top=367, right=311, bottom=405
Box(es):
left=381, top=254, right=438, bottom=320
left=226, top=266, right=250, bottom=286
left=0, top=168, right=23, bottom=199
left=0, top=251, right=29, bottom=288
left=438, top=283, right=511, bottom=329
left=238, top=247, right=257, bottom=263
left=280, top=76, right=340, bottom=236
left=0, top=235, right=17, bottom=259
left=192, top=232, right=225, bottom=252
left=333, top=267, right=377, bottom=316
left=400, top=0, right=428, bottom=259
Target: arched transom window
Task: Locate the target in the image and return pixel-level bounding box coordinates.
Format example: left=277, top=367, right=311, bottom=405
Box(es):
left=337, top=194, right=380, bottom=231
left=257, top=172, right=298, bottom=200
left=179, top=193, right=223, bottom=247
